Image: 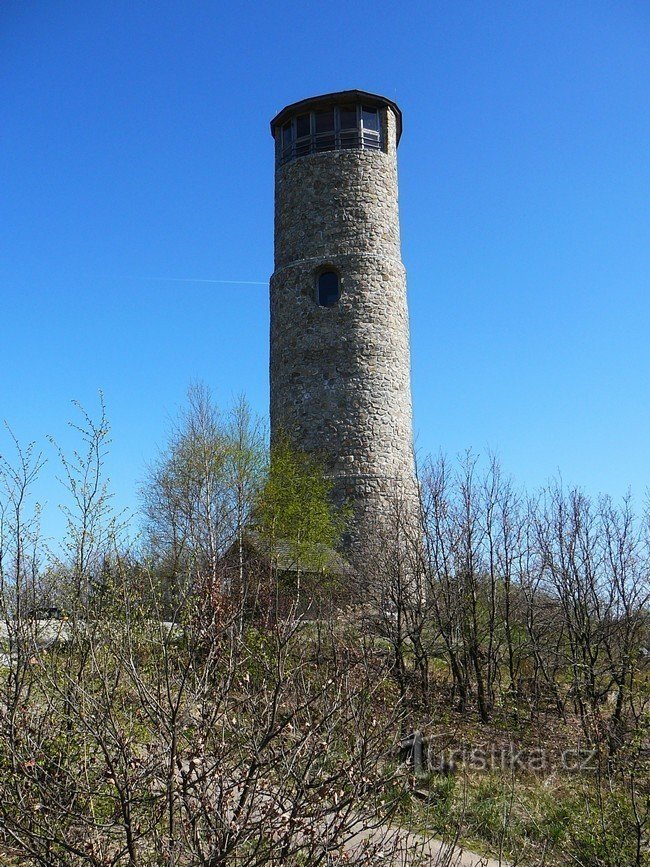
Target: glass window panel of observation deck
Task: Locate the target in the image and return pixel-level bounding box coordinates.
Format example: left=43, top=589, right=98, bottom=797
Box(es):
left=339, top=105, right=357, bottom=130
left=314, top=109, right=335, bottom=152
left=281, top=122, right=294, bottom=155
left=339, top=104, right=359, bottom=149
left=361, top=106, right=381, bottom=149
left=295, top=113, right=311, bottom=139
left=315, top=109, right=334, bottom=133
left=295, top=113, right=312, bottom=156
left=361, top=107, right=380, bottom=131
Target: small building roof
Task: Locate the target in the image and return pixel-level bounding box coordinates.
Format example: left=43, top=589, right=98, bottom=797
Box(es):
left=233, top=531, right=353, bottom=575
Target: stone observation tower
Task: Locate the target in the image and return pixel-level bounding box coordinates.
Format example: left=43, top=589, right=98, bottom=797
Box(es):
left=269, top=90, right=416, bottom=553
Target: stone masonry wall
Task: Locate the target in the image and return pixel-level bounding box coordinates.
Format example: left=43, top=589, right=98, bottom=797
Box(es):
left=270, top=105, right=417, bottom=552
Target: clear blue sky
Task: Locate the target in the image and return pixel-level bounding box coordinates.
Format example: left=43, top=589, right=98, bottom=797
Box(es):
left=1, top=1, right=649, bottom=541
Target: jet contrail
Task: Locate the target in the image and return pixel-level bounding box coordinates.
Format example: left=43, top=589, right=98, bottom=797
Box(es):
left=149, top=277, right=267, bottom=285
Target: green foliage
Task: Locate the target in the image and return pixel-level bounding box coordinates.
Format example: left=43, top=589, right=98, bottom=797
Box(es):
left=408, top=768, right=647, bottom=867
left=461, top=776, right=515, bottom=845
left=255, top=435, right=346, bottom=571
left=565, top=786, right=645, bottom=867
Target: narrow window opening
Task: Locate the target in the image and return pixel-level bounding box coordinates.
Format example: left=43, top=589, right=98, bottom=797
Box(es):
left=317, top=271, right=340, bottom=307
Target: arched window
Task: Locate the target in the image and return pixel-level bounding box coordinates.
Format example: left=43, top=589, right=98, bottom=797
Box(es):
left=317, top=271, right=340, bottom=307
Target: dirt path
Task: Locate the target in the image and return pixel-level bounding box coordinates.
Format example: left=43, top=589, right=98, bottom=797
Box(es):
left=341, top=817, right=507, bottom=866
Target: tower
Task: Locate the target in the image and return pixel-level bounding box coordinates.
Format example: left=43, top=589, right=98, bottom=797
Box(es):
left=269, top=90, right=416, bottom=554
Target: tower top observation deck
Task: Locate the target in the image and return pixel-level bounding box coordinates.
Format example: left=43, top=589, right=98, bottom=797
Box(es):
left=270, top=90, right=402, bottom=166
